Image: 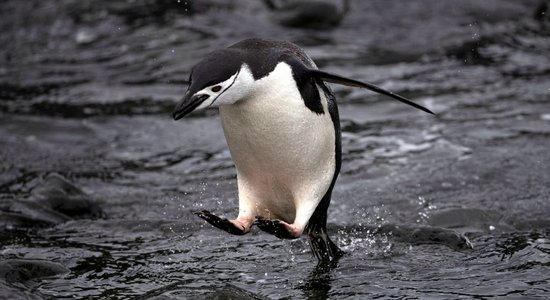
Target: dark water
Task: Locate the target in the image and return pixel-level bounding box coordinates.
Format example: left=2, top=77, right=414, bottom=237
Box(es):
left=1, top=0, right=550, bottom=298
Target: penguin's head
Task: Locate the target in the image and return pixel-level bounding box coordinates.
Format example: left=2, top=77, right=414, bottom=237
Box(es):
left=173, top=50, right=254, bottom=120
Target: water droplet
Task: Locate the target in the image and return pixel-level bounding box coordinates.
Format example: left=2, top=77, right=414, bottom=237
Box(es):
left=418, top=196, right=426, bottom=205
left=489, top=225, right=495, bottom=231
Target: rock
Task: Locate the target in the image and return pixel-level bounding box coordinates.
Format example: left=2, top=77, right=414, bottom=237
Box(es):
left=0, top=210, right=63, bottom=229
left=29, top=173, right=102, bottom=219
left=264, top=0, right=349, bottom=29
left=0, top=259, right=69, bottom=284
left=2, top=173, right=102, bottom=229
left=377, top=224, right=474, bottom=250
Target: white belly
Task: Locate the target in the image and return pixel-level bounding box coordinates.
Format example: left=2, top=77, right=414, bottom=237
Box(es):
left=219, top=63, right=335, bottom=223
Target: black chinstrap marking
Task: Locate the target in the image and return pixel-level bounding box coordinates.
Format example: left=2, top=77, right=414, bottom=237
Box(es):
left=207, top=67, right=241, bottom=108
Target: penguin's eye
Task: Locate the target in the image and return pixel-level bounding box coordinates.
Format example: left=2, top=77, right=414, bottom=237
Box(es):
left=211, top=85, right=222, bottom=92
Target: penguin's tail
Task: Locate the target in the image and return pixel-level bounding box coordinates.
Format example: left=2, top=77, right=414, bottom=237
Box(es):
left=307, top=224, right=345, bottom=262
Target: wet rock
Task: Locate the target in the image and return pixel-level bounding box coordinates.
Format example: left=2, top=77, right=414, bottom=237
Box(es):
left=29, top=173, right=101, bottom=218
left=0, top=210, right=65, bottom=229
left=264, top=0, right=349, bottom=29
left=3, top=173, right=102, bottom=229
left=377, top=224, right=474, bottom=250
left=0, top=259, right=69, bottom=284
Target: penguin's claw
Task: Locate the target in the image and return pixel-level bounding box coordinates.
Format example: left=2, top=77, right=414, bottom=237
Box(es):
left=194, top=210, right=247, bottom=235
left=255, top=216, right=299, bottom=239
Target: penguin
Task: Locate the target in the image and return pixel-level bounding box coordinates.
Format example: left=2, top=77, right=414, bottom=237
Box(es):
left=173, top=38, right=433, bottom=262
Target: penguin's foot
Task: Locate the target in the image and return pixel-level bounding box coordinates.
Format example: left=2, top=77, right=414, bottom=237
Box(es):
left=307, top=226, right=344, bottom=262
left=255, top=216, right=301, bottom=239
left=195, top=210, right=250, bottom=235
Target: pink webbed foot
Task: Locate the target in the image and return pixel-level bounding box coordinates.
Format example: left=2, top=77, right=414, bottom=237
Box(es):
left=195, top=210, right=251, bottom=235
left=255, top=216, right=302, bottom=239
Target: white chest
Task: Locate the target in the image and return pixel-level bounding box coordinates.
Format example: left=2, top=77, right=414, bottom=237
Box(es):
left=219, top=63, right=336, bottom=220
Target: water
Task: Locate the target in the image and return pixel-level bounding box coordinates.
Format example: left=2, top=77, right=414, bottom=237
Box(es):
left=1, top=0, right=549, bottom=298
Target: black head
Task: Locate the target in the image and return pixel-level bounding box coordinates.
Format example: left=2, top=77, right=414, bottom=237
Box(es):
left=173, top=49, right=247, bottom=120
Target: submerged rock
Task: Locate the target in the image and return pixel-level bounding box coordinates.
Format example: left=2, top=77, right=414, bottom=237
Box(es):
left=1, top=173, right=102, bottom=229
left=0, top=259, right=69, bottom=284
left=376, top=224, right=474, bottom=250
left=0, top=210, right=64, bottom=229
left=29, top=173, right=102, bottom=218
left=264, top=0, right=349, bottom=29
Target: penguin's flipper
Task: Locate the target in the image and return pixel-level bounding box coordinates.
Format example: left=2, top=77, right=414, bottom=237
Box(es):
left=307, top=69, right=435, bottom=115
left=195, top=210, right=248, bottom=235
left=255, top=216, right=299, bottom=239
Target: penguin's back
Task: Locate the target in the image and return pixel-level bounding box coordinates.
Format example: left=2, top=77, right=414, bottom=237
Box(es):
left=228, top=38, right=319, bottom=78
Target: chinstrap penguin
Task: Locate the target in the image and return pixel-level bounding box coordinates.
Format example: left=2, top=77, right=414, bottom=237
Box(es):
left=173, top=38, right=433, bottom=262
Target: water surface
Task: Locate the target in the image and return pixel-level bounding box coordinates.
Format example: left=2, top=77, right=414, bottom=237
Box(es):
left=1, top=0, right=549, bottom=298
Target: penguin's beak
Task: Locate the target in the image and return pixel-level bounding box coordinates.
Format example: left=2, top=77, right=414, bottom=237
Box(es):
left=173, top=93, right=210, bottom=120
